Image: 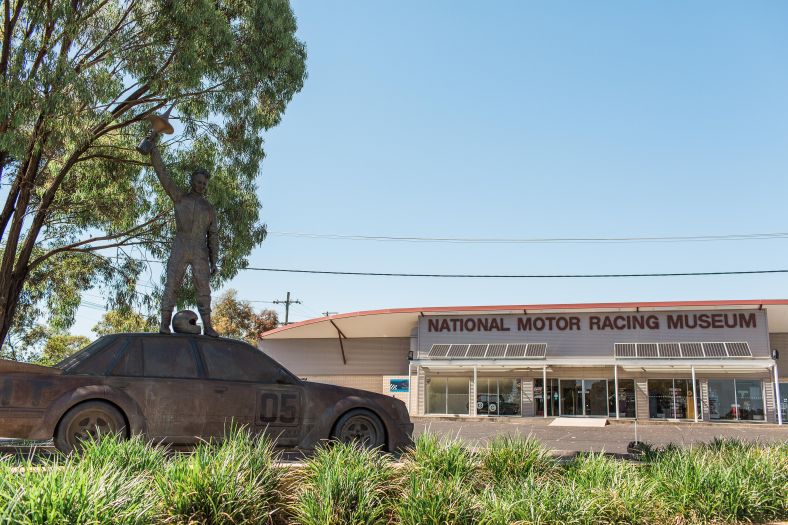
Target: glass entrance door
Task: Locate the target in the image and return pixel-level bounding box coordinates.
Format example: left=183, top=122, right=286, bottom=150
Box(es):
left=561, top=380, right=583, bottom=416
left=559, top=379, right=608, bottom=416
left=585, top=380, right=609, bottom=416
left=534, top=378, right=559, bottom=416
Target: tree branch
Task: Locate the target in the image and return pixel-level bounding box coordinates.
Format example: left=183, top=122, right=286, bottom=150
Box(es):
left=29, top=212, right=166, bottom=270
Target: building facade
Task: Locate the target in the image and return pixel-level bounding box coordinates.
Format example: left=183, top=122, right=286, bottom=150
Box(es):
left=260, top=300, right=788, bottom=424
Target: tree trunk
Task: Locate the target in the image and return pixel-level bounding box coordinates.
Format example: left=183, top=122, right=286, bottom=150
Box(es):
left=0, top=269, right=28, bottom=353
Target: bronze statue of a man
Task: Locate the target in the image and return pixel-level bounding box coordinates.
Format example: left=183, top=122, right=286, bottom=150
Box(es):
left=145, top=133, right=220, bottom=337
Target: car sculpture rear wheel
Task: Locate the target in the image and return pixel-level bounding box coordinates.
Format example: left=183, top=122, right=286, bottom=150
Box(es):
left=332, top=409, right=385, bottom=449
left=55, top=401, right=127, bottom=453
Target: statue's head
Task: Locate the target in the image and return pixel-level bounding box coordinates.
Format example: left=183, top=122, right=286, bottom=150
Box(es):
left=190, top=169, right=210, bottom=195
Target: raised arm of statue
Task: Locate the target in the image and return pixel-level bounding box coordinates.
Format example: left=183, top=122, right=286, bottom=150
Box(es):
left=149, top=138, right=184, bottom=202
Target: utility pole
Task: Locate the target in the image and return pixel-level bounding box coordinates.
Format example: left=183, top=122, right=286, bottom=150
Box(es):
left=273, top=291, right=301, bottom=325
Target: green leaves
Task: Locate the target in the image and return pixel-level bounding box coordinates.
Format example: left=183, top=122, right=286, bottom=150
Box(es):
left=0, top=0, right=307, bottom=348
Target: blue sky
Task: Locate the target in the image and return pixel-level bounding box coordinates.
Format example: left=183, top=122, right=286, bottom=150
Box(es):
left=75, top=1, right=788, bottom=334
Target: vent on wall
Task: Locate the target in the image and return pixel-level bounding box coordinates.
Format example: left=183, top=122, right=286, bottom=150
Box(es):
left=424, top=343, right=547, bottom=359
left=614, top=342, right=753, bottom=359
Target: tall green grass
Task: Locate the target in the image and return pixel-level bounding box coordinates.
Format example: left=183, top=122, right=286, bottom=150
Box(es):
left=0, top=438, right=156, bottom=525
left=647, top=439, right=788, bottom=523
left=292, top=441, right=394, bottom=525
left=155, top=427, right=282, bottom=525
left=480, top=434, right=557, bottom=483
left=0, top=432, right=784, bottom=525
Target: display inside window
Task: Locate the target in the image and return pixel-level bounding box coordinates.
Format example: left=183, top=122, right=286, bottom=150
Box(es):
left=648, top=379, right=701, bottom=420
left=708, top=379, right=764, bottom=421
left=476, top=378, right=521, bottom=416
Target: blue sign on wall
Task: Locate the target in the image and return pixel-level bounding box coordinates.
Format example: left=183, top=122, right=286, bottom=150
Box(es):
left=390, top=379, right=409, bottom=393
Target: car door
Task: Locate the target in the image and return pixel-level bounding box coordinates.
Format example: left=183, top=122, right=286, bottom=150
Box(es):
left=109, top=335, right=206, bottom=442
left=196, top=339, right=304, bottom=446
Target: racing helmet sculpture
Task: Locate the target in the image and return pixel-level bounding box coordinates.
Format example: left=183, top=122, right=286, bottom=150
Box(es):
left=172, top=310, right=201, bottom=334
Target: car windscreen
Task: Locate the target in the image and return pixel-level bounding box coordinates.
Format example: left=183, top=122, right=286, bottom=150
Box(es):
left=55, top=336, right=114, bottom=371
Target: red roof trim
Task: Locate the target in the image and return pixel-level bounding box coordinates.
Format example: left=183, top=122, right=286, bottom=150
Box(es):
left=261, top=299, right=788, bottom=337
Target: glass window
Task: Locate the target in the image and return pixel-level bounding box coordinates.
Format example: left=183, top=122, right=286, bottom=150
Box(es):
left=112, top=339, right=142, bottom=376
left=734, top=380, right=764, bottom=421
left=609, top=379, right=636, bottom=418
left=708, top=379, right=763, bottom=421
left=142, top=337, right=198, bottom=379
left=585, top=379, right=608, bottom=416
left=649, top=379, right=701, bottom=420
left=74, top=337, right=125, bottom=375
left=426, top=377, right=469, bottom=415
left=534, top=378, right=559, bottom=416
left=477, top=378, right=521, bottom=416
left=561, top=380, right=582, bottom=416
left=427, top=377, right=448, bottom=414
left=199, top=340, right=281, bottom=383
left=648, top=380, right=673, bottom=419
left=447, top=377, right=470, bottom=414
left=780, top=383, right=788, bottom=422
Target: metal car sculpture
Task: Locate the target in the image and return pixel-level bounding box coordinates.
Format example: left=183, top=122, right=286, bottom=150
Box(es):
left=0, top=333, right=413, bottom=453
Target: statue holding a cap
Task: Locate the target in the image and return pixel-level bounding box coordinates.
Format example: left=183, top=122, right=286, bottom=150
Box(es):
left=138, top=107, right=220, bottom=337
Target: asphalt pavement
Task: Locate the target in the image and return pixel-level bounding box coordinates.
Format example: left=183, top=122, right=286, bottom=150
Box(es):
left=413, top=417, right=788, bottom=454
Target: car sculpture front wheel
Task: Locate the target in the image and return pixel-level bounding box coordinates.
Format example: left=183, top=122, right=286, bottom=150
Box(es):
left=332, top=408, right=385, bottom=449
left=55, top=400, right=127, bottom=453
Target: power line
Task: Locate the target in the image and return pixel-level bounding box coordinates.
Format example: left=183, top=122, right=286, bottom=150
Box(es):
left=242, top=267, right=788, bottom=279
left=268, top=230, right=788, bottom=245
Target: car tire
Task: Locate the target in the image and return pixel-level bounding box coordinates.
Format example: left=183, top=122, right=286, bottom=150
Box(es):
left=54, top=400, right=127, bottom=454
left=331, top=408, right=386, bottom=449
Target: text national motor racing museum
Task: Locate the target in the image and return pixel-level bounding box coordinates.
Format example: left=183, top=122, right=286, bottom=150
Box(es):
left=260, top=300, right=788, bottom=424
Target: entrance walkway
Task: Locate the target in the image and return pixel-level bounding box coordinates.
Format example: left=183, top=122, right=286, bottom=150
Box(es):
left=413, top=417, right=787, bottom=454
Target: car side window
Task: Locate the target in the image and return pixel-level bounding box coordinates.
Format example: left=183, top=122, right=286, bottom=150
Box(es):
left=112, top=339, right=143, bottom=377
left=142, top=337, right=199, bottom=379
left=75, top=337, right=125, bottom=375
left=198, top=340, right=281, bottom=383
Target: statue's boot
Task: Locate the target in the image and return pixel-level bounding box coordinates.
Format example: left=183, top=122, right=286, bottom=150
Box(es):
left=159, top=309, right=173, bottom=334
left=200, top=311, right=219, bottom=338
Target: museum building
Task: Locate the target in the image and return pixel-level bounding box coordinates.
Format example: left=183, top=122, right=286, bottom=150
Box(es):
left=259, top=300, right=788, bottom=424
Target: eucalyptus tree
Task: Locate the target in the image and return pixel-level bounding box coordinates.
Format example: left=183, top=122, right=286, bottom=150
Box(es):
left=0, top=0, right=307, bottom=349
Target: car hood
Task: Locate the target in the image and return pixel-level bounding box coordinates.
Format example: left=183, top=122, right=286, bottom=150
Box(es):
left=0, top=359, right=62, bottom=375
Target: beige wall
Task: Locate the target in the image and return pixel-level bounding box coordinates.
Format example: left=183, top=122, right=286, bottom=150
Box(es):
left=299, top=374, right=384, bottom=394
left=261, top=337, right=410, bottom=375
left=768, top=333, right=788, bottom=380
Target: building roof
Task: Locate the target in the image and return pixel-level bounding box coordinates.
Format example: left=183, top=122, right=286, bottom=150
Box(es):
left=260, top=299, right=788, bottom=340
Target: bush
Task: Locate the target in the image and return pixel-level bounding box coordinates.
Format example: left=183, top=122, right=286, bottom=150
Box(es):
left=396, top=473, right=477, bottom=525
left=647, top=440, right=788, bottom=523
left=292, top=441, right=393, bottom=525
left=480, top=434, right=556, bottom=483
left=403, top=433, right=477, bottom=482
left=0, top=455, right=155, bottom=525
left=155, top=428, right=281, bottom=525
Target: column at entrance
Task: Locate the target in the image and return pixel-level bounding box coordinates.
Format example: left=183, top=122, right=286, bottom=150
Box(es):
left=470, top=366, right=478, bottom=417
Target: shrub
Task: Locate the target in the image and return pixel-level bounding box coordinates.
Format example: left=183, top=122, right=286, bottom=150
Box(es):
left=647, top=440, right=788, bottom=523
left=477, top=476, right=585, bottom=525
left=480, top=434, right=556, bottom=483
left=155, top=428, right=281, bottom=525
left=292, top=441, right=393, bottom=525
left=403, top=433, right=477, bottom=483
left=396, top=473, right=477, bottom=525
left=565, top=453, right=663, bottom=524
left=0, top=456, right=155, bottom=525
left=78, top=433, right=167, bottom=476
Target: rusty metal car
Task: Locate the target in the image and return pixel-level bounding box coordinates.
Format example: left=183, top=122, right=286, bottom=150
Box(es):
left=0, top=333, right=413, bottom=453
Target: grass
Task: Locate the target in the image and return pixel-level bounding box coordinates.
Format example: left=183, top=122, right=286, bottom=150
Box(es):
left=291, top=441, right=393, bottom=525
left=0, top=433, right=784, bottom=525
left=155, top=427, right=282, bottom=525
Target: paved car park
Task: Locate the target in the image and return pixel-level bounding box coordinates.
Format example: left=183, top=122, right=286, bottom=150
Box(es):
left=413, top=418, right=788, bottom=454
